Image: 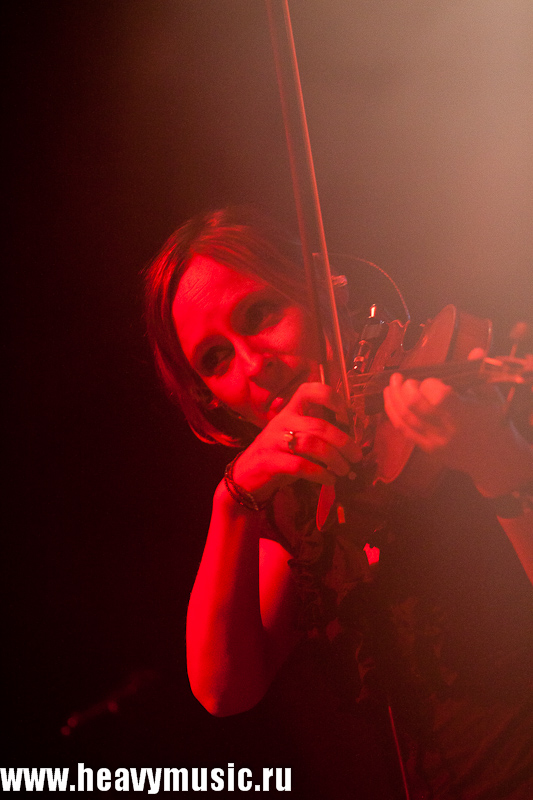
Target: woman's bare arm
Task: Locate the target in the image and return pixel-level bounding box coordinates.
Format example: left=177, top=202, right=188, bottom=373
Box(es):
left=186, top=382, right=361, bottom=716
left=186, top=484, right=299, bottom=716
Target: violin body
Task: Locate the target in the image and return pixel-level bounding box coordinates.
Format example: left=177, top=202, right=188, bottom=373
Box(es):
left=318, top=306, right=495, bottom=529
left=362, top=305, right=492, bottom=489
left=317, top=301, right=533, bottom=530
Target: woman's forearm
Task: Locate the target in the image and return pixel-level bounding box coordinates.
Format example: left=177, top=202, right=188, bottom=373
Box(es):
left=186, top=482, right=289, bottom=716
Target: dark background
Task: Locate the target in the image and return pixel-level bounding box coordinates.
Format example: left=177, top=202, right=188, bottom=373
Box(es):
left=4, top=0, right=532, bottom=787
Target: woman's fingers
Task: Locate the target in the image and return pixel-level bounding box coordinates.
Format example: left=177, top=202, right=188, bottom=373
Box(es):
left=282, top=382, right=360, bottom=458
left=289, top=414, right=362, bottom=462
left=281, top=427, right=356, bottom=478
left=384, top=373, right=458, bottom=452
left=275, top=382, right=362, bottom=477
left=468, top=347, right=486, bottom=361
left=288, top=381, right=348, bottom=421
left=283, top=454, right=338, bottom=485
left=235, top=381, right=362, bottom=493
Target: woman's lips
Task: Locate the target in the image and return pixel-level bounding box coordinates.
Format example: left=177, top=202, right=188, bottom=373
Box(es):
left=265, top=371, right=309, bottom=417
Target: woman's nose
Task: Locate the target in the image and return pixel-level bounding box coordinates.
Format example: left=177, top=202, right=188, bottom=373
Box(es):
left=235, top=340, right=269, bottom=378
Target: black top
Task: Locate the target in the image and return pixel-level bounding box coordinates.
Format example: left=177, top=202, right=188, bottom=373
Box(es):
left=262, top=471, right=533, bottom=799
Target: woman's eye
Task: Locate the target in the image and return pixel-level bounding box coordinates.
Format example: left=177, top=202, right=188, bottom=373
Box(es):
left=246, top=301, right=282, bottom=333
left=201, top=346, right=232, bottom=376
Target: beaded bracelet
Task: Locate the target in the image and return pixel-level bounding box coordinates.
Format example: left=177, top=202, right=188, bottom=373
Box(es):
left=223, top=453, right=273, bottom=512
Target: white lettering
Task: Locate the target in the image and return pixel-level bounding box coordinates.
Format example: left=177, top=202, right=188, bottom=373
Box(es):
left=191, top=767, right=207, bottom=791
left=147, top=767, right=162, bottom=794
left=262, top=767, right=274, bottom=791
left=276, top=767, right=291, bottom=791
left=130, top=768, right=147, bottom=792
left=114, top=767, right=129, bottom=791
left=210, top=767, right=225, bottom=791
left=96, top=767, right=111, bottom=791
left=0, top=761, right=290, bottom=793
left=164, top=767, right=188, bottom=791
left=0, top=768, right=23, bottom=791
left=78, top=763, right=94, bottom=791
left=47, top=768, right=70, bottom=791
left=238, top=768, right=252, bottom=791
left=22, top=768, right=47, bottom=791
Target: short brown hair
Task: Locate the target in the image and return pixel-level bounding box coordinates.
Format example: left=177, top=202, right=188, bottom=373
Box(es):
left=144, top=207, right=312, bottom=447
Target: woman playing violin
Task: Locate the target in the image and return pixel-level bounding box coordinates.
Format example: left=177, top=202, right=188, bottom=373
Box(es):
left=146, top=207, right=532, bottom=799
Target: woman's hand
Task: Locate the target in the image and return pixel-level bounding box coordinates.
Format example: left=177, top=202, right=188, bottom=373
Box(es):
left=188, top=382, right=362, bottom=715
left=383, top=352, right=532, bottom=498
left=232, top=382, right=362, bottom=503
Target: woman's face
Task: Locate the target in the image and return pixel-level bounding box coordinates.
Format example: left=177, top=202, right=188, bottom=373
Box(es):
left=173, top=255, right=322, bottom=429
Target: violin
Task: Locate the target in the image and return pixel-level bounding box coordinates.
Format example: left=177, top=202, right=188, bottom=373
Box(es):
left=346, top=304, right=532, bottom=488
left=265, top=1, right=532, bottom=517
left=310, top=302, right=531, bottom=528
left=264, top=10, right=532, bottom=795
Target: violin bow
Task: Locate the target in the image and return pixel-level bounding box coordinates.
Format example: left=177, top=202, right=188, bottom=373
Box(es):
left=265, top=0, right=351, bottom=409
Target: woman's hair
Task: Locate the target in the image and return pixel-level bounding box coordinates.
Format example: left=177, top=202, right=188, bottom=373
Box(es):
left=145, top=206, right=316, bottom=447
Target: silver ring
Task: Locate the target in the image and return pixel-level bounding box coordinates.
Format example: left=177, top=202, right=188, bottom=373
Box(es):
left=283, top=430, right=298, bottom=454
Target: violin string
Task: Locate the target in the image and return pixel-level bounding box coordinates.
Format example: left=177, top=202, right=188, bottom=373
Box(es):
left=350, top=360, right=483, bottom=397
